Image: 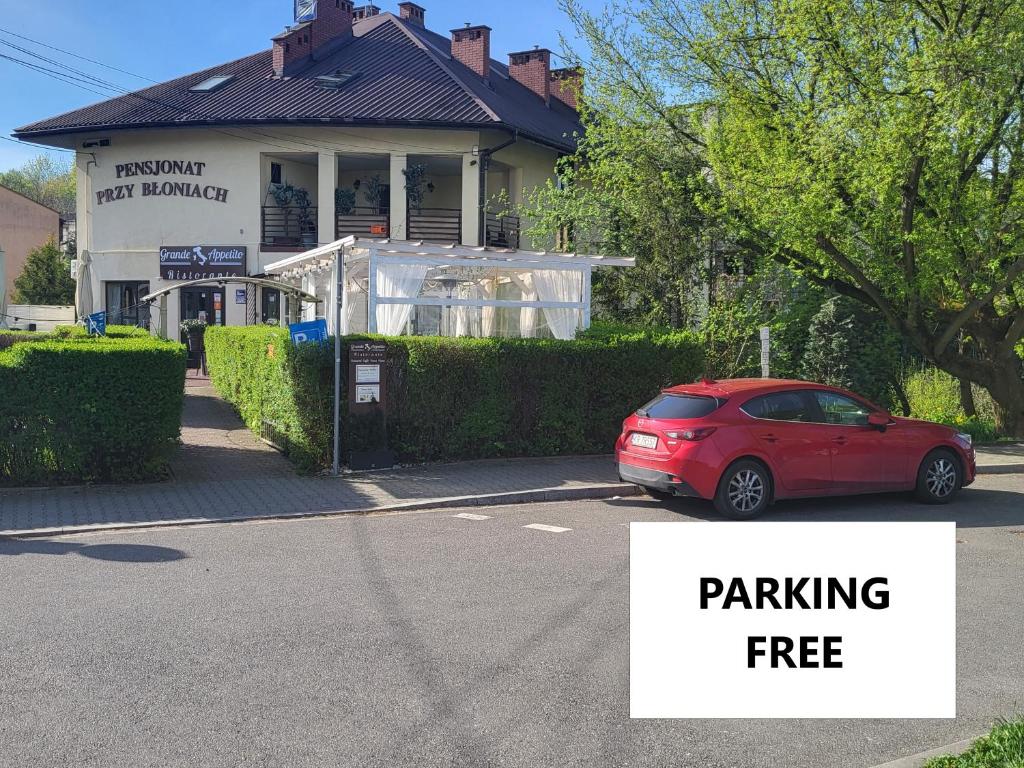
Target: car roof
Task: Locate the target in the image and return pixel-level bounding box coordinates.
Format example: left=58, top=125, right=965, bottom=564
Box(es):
left=664, top=378, right=825, bottom=399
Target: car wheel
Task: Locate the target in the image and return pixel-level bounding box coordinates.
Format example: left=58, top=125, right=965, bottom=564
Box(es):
left=714, top=460, right=771, bottom=519
left=915, top=449, right=961, bottom=504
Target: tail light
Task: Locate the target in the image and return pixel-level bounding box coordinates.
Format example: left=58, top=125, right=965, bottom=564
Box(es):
left=665, top=427, right=717, bottom=441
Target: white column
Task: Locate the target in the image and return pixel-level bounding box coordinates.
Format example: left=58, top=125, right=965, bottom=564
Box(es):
left=389, top=153, right=407, bottom=240
left=367, top=245, right=378, bottom=333
left=318, top=152, right=336, bottom=246
left=461, top=152, right=481, bottom=246
left=75, top=153, right=91, bottom=256
left=581, top=265, right=592, bottom=330
left=509, top=167, right=524, bottom=207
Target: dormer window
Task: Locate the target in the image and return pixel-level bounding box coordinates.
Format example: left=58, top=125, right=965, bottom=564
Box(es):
left=189, top=75, right=235, bottom=93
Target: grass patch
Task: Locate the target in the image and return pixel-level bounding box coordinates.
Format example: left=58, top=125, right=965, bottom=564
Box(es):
left=924, top=717, right=1024, bottom=767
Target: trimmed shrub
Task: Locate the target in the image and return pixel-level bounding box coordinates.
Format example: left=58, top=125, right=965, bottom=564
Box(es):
left=205, top=326, right=704, bottom=468
left=0, top=333, right=187, bottom=484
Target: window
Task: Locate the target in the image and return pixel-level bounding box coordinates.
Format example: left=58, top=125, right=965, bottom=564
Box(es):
left=813, top=391, right=872, bottom=426
left=189, top=75, right=235, bottom=93
left=271, top=162, right=282, bottom=185
left=742, top=391, right=814, bottom=422
left=104, top=281, right=151, bottom=329
left=637, top=394, right=722, bottom=419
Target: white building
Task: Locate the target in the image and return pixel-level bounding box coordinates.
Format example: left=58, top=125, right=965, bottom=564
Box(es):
left=14, top=2, right=589, bottom=338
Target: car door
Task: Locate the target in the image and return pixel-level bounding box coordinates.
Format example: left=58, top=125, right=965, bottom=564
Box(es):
left=811, top=390, right=902, bottom=491
left=742, top=391, right=833, bottom=492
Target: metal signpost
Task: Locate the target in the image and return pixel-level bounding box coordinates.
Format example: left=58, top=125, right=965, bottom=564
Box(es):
left=760, top=326, right=771, bottom=378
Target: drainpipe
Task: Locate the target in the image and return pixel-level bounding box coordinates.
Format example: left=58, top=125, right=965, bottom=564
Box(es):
left=477, top=129, right=518, bottom=246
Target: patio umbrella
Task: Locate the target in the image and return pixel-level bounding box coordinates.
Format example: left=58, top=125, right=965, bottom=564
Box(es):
left=74, top=249, right=94, bottom=322
left=0, top=245, right=8, bottom=329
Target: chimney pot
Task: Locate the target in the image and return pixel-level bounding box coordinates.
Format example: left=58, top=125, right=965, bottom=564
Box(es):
left=451, top=24, right=491, bottom=80
left=272, top=0, right=354, bottom=77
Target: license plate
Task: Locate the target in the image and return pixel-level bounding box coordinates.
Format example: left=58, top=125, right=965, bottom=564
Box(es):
left=631, top=433, right=658, bottom=449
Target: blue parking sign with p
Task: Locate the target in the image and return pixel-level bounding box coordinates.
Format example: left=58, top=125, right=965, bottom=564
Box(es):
left=289, top=319, right=328, bottom=346
left=86, top=311, right=106, bottom=336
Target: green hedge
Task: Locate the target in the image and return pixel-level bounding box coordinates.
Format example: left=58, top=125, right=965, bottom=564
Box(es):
left=205, top=326, right=704, bottom=468
left=0, top=332, right=187, bottom=484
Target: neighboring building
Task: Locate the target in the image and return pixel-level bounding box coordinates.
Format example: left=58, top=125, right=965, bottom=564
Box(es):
left=0, top=184, right=61, bottom=301
left=13, top=1, right=582, bottom=334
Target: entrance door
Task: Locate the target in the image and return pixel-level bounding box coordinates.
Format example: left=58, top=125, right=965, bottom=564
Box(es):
left=261, top=288, right=281, bottom=324
left=180, top=287, right=226, bottom=362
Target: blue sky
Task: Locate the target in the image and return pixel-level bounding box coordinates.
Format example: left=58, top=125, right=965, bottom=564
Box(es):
left=0, top=0, right=591, bottom=171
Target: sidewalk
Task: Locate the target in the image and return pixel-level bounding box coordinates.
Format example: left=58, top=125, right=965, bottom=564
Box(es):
left=0, top=378, right=633, bottom=537
left=0, top=378, right=1020, bottom=537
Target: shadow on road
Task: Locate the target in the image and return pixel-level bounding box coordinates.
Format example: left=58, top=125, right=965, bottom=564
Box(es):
left=0, top=539, right=187, bottom=562
left=609, top=485, right=1024, bottom=528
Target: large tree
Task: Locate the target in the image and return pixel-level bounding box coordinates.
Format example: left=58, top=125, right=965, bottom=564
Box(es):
left=13, top=239, right=75, bottom=305
left=562, top=0, right=1024, bottom=435
left=0, top=154, right=75, bottom=216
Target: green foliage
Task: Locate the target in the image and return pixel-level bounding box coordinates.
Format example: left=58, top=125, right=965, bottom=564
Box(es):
left=205, top=326, right=704, bottom=468
left=335, top=187, right=356, bottom=215
left=924, top=717, right=1024, bottom=768
left=0, top=332, right=186, bottom=484
left=12, top=238, right=75, bottom=305
left=800, top=297, right=905, bottom=410
left=0, top=154, right=75, bottom=215
left=904, top=367, right=999, bottom=441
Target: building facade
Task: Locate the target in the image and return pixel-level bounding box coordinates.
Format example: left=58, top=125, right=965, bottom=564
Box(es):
left=15, top=2, right=582, bottom=335
left=0, top=184, right=61, bottom=303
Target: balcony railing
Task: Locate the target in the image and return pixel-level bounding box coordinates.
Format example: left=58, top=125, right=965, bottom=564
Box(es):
left=261, top=205, right=318, bottom=248
left=485, top=212, right=520, bottom=249
left=336, top=206, right=390, bottom=239
left=408, top=208, right=462, bottom=244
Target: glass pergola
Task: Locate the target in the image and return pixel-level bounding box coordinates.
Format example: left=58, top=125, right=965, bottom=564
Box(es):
left=264, top=237, right=634, bottom=340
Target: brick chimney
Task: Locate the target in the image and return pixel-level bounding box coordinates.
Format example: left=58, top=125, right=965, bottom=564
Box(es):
left=398, top=2, right=425, bottom=26
left=550, top=67, right=582, bottom=109
left=272, top=0, right=354, bottom=77
left=451, top=24, right=491, bottom=80
left=353, top=4, right=380, bottom=20
left=508, top=48, right=550, bottom=105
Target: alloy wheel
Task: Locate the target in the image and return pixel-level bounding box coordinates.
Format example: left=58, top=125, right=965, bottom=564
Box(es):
left=727, top=469, right=764, bottom=513
left=925, top=458, right=957, bottom=498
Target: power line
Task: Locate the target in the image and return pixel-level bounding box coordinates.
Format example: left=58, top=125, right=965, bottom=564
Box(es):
left=0, top=25, right=157, bottom=83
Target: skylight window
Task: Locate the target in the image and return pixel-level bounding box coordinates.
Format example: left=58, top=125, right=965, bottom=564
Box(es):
left=315, top=70, right=359, bottom=90
left=189, top=75, right=235, bottom=93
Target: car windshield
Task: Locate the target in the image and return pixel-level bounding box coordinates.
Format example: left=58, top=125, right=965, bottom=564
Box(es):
left=637, top=393, right=722, bottom=419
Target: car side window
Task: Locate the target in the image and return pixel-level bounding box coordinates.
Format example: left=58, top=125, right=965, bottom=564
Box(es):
left=742, top=392, right=814, bottom=422
left=813, top=391, right=872, bottom=426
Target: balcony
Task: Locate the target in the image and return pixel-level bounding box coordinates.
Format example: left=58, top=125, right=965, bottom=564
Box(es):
left=485, top=212, right=520, bottom=249
left=336, top=206, right=390, bottom=239
left=261, top=205, right=319, bottom=250
left=408, top=208, right=462, bottom=244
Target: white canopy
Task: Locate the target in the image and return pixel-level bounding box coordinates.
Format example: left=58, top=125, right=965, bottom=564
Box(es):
left=264, top=237, right=634, bottom=340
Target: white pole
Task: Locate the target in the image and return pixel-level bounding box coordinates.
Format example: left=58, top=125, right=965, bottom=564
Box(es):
left=760, top=326, right=771, bottom=378
left=332, top=246, right=343, bottom=476
left=367, top=244, right=378, bottom=334
left=581, top=266, right=592, bottom=331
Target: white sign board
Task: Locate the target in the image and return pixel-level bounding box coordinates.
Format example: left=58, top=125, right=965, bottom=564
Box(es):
left=759, top=326, right=770, bottom=377
left=631, top=522, right=955, bottom=718
left=355, top=364, right=380, bottom=384
left=355, top=384, right=380, bottom=404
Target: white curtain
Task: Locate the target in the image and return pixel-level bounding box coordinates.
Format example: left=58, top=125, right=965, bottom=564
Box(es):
left=375, top=263, right=428, bottom=336
left=453, top=284, right=479, bottom=337
left=480, top=279, right=496, bottom=338
left=532, top=268, right=583, bottom=340
left=512, top=273, right=538, bottom=338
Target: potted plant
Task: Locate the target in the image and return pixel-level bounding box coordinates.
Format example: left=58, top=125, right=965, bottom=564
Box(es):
left=402, top=163, right=428, bottom=212
left=269, top=182, right=296, bottom=244
left=363, top=174, right=385, bottom=213
left=180, top=318, right=208, bottom=371
left=335, top=187, right=356, bottom=216
left=292, top=187, right=317, bottom=246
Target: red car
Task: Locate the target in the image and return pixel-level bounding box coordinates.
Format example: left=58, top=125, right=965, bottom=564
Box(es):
left=616, top=378, right=976, bottom=519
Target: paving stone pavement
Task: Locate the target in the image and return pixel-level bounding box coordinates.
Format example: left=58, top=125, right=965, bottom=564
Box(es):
left=0, top=376, right=622, bottom=535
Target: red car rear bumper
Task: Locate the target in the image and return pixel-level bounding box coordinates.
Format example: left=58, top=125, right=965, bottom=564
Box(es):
left=615, top=441, right=722, bottom=499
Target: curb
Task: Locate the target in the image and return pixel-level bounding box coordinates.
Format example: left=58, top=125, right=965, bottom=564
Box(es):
left=866, top=735, right=978, bottom=768
left=977, top=463, right=1024, bottom=475
left=0, top=483, right=642, bottom=539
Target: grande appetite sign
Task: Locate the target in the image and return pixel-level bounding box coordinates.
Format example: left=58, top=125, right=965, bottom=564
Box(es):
left=159, top=246, right=246, bottom=281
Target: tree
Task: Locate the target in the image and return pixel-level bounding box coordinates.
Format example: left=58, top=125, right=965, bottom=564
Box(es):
left=0, top=154, right=75, bottom=215
left=559, top=0, right=1024, bottom=436
left=13, top=239, right=75, bottom=305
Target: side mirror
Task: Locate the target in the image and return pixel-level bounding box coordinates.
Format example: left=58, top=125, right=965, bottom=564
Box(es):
left=867, top=412, right=890, bottom=431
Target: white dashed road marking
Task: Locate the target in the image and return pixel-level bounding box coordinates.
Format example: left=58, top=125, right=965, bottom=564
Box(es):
left=452, top=513, right=493, bottom=521
left=524, top=524, right=572, bottom=533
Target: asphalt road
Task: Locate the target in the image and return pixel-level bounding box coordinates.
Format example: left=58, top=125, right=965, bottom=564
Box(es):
left=1, top=474, right=1022, bottom=768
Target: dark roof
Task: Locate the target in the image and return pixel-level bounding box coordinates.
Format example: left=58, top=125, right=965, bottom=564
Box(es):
left=14, top=13, right=581, bottom=152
